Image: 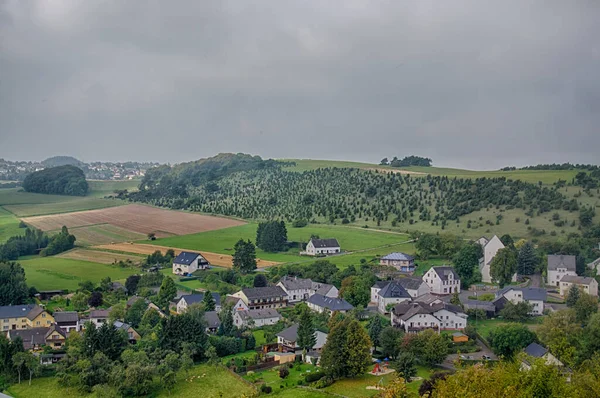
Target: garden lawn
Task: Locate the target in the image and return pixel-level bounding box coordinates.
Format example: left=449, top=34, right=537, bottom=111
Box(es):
left=148, top=223, right=411, bottom=263
left=244, top=363, right=319, bottom=388
left=19, top=256, right=138, bottom=291
left=469, top=318, right=544, bottom=343
left=253, top=330, right=267, bottom=346
left=5, top=376, right=89, bottom=398
left=268, top=388, right=332, bottom=397
left=221, top=350, right=260, bottom=365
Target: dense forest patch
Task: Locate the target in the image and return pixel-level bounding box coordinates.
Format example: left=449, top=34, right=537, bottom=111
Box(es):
left=23, top=165, right=88, bottom=196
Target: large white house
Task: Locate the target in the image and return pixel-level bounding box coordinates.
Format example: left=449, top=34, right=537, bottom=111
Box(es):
left=305, top=238, right=340, bottom=256
left=559, top=275, right=598, bottom=297
left=370, top=281, right=412, bottom=314
left=233, top=309, right=282, bottom=328
left=493, top=287, right=547, bottom=315
left=276, top=276, right=338, bottom=303
left=547, top=255, right=577, bottom=287
left=423, top=266, right=461, bottom=295
left=391, top=301, right=467, bottom=333
left=172, top=251, right=210, bottom=275
left=231, top=287, right=288, bottom=310
left=478, top=236, right=517, bottom=283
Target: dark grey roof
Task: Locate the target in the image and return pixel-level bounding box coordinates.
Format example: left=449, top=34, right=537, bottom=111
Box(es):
left=8, top=327, right=49, bottom=349
left=204, top=311, right=221, bottom=329
left=278, top=276, right=313, bottom=290
left=90, top=309, right=110, bottom=318
left=26, top=305, right=45, bottom=321
left=372, top=281, right=390, bottom=289
left=45, top=323, right=67, bottom=339
left=237, top=309, right=281, bottom=321
left=173, top=251, right=202, bottom=265
left=415, top=293, right=450, bottom=305
left=277, top=324, right=299, bottom=341
left=314, top=283, right=336, bottom=296
left=241, top=286, right=287, bottom=300
left=307, top=294, right=353, bottom=311
left=396, top=302, right=465, bottom=321
left=547, top=255, right=576, bottom=271
left=497, top=287, right=547, bottom=301
left=560, top=275, right=595, bottom=285
left=113, top=320, right=133, bottom=331
left=180, top=293, right=221, bottom=306
left=53, top=311, right=79, bottom=323
left=524, top=342, right=548, bottom=358
left=310, top=238, right=340, bottom=248
left=396, top=277, right=424, bottom=291
left=377, top=281, right=411, bottom=299
left=381, top=252, right=414, bottom=261
left=0, top=304, right=37, bottom=319
left=463, top=299, right=496, bottom=312
left=431, top=266, right=459, bottom=281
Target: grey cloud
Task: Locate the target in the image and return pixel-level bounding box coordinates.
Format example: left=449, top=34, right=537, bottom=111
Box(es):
left=1, top=0, right=599, bottom=169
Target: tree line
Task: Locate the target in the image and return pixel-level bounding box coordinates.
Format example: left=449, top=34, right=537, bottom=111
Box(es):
left=380, top=155, right=433, bottom=167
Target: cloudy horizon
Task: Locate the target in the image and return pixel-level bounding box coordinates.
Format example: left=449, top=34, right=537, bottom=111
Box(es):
left=1, top=1, right=599, bottom=170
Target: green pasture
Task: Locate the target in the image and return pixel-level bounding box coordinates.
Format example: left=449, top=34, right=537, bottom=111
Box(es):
left=0, top=206, right=23, bottom=243
left=147, top=223, right=412, bottom=263
left=18, top=256, right=138, bottom=291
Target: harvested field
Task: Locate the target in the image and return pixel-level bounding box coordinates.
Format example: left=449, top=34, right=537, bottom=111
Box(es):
left=56, top=249, right=144, bottom=265
left=22, top=204, right=245, bottom=236
left=94, top=242, right=279, bottom=268
left=4, top=198, right=123, bottom=217
left=63, top=224, right=147, bottom=246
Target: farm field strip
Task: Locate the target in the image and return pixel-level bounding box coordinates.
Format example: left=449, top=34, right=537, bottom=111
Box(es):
left=22, top=204, right=246, bottom=236
left=63, top=223, right=147, bottom=245
left=0, top=206, right=23, bottom=243
left=93, top=242, right=280, bottom=268
left=55, top=248, right=144, bottom=265
left=5, top=197, right=124, bottom=217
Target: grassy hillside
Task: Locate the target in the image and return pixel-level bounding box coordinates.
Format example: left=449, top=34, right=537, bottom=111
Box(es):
left=146, top=223, right=412, bottom=263
left=18, top=256, right=138, bottom=291
left=0, top=206, right=23, bottom=242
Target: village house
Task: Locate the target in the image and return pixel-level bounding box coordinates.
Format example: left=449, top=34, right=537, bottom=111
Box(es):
left=204, top=311, right=221, bottom=333
left=423, top=266, right=461, bottom=295
left=493, top=287, right=547, bottom=315
left=113, top=321, right=141, bottom=344
left=391, top=301, right=467, bottom=333
left=233, top=309, right=282, bottom=329
left=547, top=254, right=577, bottom=287
left=224, top=295, right=249, bottom=312
left=176, top=293, right=221, bottom=314
left=307, top=294, right=353, bottom=314
left=559, top=275, right=598, bottom=297
left=521, top=342, right=564, bottom=370
left=370, top=281, right=412, bottom=314
left=276, top=276, right=338, bottom=303
left=88, top=309, right=110, bottom=327
left=6, top=323, right=67, bottom=351
left=232, top=286, right=288, bottom=310
left=304, top=238, right=340, bottom=256
left=478, top=235, right=517, bottom=283
left=0, top=304, right=54, bottom=331
left=276, top=324, right=328, bottom=355
left=396, top=277, right=431, bottom=298
left=379, top=252, right=416, bottom=273
left=53, top=311, right=80, bottom=333
left=172, top=251, right=210, bottom=275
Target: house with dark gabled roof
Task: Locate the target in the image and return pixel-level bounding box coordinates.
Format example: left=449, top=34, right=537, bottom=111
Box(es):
left=176, top=292, right=221, bottom=314
left=0, top=304, right=54, bottom=331
left=547, top=254, right=577, bottom=287
left=494, top=287, right=547, bottom=315
left=276, top=276, right=339, bottom=303
left=307, top=294, right=353, bottom=315
left=559, top=275, right=598, bottom=297
left=53, top=311, right=80, bottom=333
left=276, top=324, right=328, bottom=353
left=380, top=252, right=416, bottom=273
left=113, top=321, right=140, bottom=344
left=370, top=281, right=412, bottom=314
left=233, top=308, right=281, bottom=329
left=232, top=286, right=288, bottom=310
left=521, top=342, right=563, bottom=370
left=305, top=238, right=340, bottom=256
left=396, top=277, right=430, bottom=298
left=391, top=301, right=467, bottom=333
left=423, top=266, right=461, bottom=295
left=172, top=251, right=210, bottom=275
left=204, top=311, right=221, bottom=333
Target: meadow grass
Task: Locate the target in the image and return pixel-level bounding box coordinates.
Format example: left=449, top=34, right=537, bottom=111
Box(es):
left=18, top=256, right=138, bottom=291
left=468, top=317, right=544, bottom=343
left=0, top=206, right=23, bottom=243
left=147, top=223, right=412, bottom=263
left=5, top=198, right=124, bottom=217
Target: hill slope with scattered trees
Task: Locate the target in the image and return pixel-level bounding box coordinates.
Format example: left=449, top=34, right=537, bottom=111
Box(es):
left=23, top=165, right=88, bottom=196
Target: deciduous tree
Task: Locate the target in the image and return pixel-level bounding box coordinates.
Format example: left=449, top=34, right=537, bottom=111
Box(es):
left=490, top=248, right=518, bottom=287
left=233, top=239, right=257, bottom=273
left=488, top=323, right=536, bottom=358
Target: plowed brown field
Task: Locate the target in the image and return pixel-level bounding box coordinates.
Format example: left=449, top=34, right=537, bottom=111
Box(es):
left=22, top=204, right=245, bottom=236
left=93, top=243, right=280, bottom=268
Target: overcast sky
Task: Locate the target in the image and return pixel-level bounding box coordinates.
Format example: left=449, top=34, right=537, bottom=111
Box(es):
left=1, top=1, right=599, bottom=169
